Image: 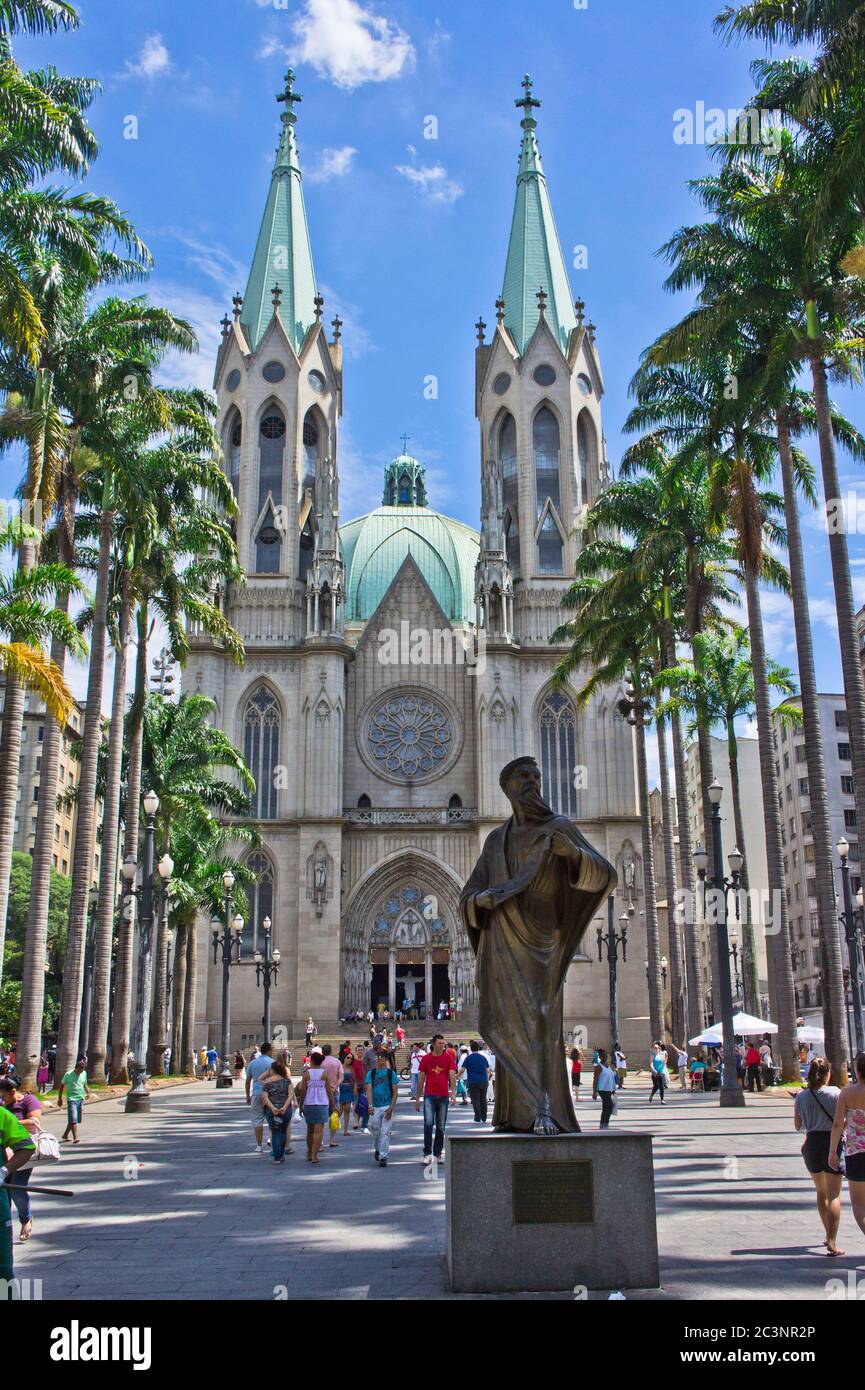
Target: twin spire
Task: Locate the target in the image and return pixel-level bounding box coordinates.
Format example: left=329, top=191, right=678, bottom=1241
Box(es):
left=239, top=70, right=578, bottom=360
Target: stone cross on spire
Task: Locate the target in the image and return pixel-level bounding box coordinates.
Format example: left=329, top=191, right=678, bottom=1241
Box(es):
left=476, top=316, right=486, bottom=345
left=495, top=297, right=505, bottom=324
left=220, top=314, right=231, bottom=338
left=314, top=294, right=324, bottom=321
left=232, top=292, right=243, bottom=320
left=515, top=73, right=541, bottom=126
left=277, top=68, right=302, bottom=124
left=271, top=283, right=283, bottom=310
left=536, top=287, right=547, bottom=316
left=331, top=314, right=342, bottom=343
left=400, top=433, right=410, bottom=454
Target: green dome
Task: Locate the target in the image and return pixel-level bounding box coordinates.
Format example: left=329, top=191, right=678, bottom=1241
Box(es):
left=339, top=504, right=479, bottom=625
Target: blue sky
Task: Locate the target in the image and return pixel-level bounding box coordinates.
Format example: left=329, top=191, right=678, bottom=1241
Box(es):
left=7, top=0, right=865, bottom=727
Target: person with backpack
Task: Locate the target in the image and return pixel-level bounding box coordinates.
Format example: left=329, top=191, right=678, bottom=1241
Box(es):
left=459, top=1040, right=491, bottom=1122
left=366, top=1048, right=398, bottom=1166
left=593, top=1048, right=617, bottom=1128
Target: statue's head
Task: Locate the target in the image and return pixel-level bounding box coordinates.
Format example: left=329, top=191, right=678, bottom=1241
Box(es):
left=500, top=756, right=553, bottom=820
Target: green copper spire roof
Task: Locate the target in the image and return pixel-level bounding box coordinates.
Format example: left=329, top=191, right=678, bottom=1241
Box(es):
left=500, top=75, right=577, bottom=356
left=382, top=441, right=428, bottom=507
left=241, top=69, right=318, bottom=353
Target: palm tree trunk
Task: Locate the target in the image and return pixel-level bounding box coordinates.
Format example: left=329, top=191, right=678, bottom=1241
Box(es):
left=109, top=603, right=147, bottom=1083
left=656, top=714, right=685, bottom=1042
left=777, top=411, right=848, bottom=1082
left=743, top=564, right=798, bottom=1080
left=665, top=636, right=703, bottom=1037
left=55, top=502, right=115, bottom=1081
left=180, top=916, right=197, bottom=1076
left=635, top=708, right=665, bottom=1040
left=148, top=873, right=170, bottom=1075
left=809, top=354, right=865, bottom=843
left=87, top=577, right=132, bottom=1078
left=726, top=727, right=759, bottom=1014
left=15, top=610, right=68, bottom=1087
left=16, top=472, right=78, bottom=1086
left=170, top=918, right=188, bottom=1074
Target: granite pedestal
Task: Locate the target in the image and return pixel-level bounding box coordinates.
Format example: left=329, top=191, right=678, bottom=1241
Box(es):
left=446, top=1129, right=659, bottom=1294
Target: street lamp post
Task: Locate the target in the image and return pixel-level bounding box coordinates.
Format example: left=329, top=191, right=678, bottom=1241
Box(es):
left=125, top=790, right=160, bottom=1114
left=729, top=928, right=743, bottom=1005
left=596, top=896, right=627, bottom=1056
left=213, top=870, right=242, bottom=1088
left=837, top=838, right=865, bottom=1056
left=695, top=780, right=746, bottom=1108
left=254, top=916, right=281, bottom=1044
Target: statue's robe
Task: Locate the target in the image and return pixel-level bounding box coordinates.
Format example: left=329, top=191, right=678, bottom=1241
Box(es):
left=459, top=815, right=615, bottom=1133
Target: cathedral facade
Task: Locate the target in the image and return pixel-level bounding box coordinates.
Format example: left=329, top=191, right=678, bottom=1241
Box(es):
left=188, top=72, right=652, bottom=1050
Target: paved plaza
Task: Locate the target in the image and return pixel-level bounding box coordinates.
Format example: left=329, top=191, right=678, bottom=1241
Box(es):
left=14, top=1078, right=865, bottom=1301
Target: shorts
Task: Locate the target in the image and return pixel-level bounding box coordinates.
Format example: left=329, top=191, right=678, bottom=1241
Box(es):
left=250, top=1095, right=266, bottom=1127
left=66, top=1099, right=83, bottom=1126
left=801, top=1131, right=842, bottom=1175
left=571, top=1074, right=581, bottom=1087
left=845, top=1150, right=865, bottom=1182
left=303, top=1105, right=328, bottom=1126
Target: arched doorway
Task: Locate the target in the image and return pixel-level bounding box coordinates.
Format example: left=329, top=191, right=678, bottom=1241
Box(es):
left=341, top=854, right=476, bottom=1020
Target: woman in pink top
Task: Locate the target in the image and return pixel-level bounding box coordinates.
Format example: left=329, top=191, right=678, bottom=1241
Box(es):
left=828, top=1051, right=865, bottom=1239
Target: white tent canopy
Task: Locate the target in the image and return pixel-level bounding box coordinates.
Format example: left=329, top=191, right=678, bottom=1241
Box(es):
left=688, top=1013, right=777, bottom=1045
left=797, top=1025, right=825, bottom=1044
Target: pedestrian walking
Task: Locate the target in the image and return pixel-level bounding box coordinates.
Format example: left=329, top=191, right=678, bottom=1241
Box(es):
left=295, top=1048, right=334, bottom=1164
left=593, top=1048, right=617, bottom=1128
left=320, top=1044, right=344, bottom=1147
left=58, top=1058, right=91, bottom=1142
left=260, top=1060, right=295, bottom=1163
left=35, top=1056, right=49, bottom=1096
left=614, top=1043, right=627, bottom=1089
left=674, top=1044, right=688, bottom=1090
left=205, top=1044, right=218, bottom=1079
left=570, top=1047, right=583, bottom=1103
left=409, top=1043, right=425, bottom=1100
left=455, top=1046, right=470, bottom=1105
left=415, top=1034, right=456, bottom=1163
left=648, top=1043, right=667, bottom=1105
left=460, top=1040, right=491, bottom=1122
left=338, top=1059, right=356, bottom=1135
left=233, top=1050, right=245, bottom=1081
left=366, top=1048, right=398, bottom=1166
left=745, top=1042, right=763, bottom=1092
left=794, top=1056, right=844, bottom=1255
left=0, top=1077, right=41, bottom=1241
left=304, top=1018, right=317, bottom=1050
left=828, top=1051, right=865, bottom=1240
left=245, top=1042, right=274, bottom=1153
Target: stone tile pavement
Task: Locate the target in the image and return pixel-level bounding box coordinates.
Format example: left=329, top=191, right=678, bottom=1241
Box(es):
left=12, top=1076, right=865, bottom=1300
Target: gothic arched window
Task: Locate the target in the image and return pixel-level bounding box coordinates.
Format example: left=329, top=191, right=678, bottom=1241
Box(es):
left=242, top=850, right=274, bottom=958
left=538, top=689, right=578, bottom=817
left=577, top=412, right=593, bottom=508
left=243, top=685, right=280, bottom=819
left=537, top=509, right=564, bottom=574
left=227, top=414, right=241, bottom=500
left=533, top=406, right=561, bottom=518
left=499, top=414, right=519, bottom=575
left=255, top=410, right=285, bottom=572
left=302, top=411, right=320, bottom=502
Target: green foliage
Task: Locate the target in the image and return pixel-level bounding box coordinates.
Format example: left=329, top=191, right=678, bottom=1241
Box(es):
left=4, top=849, right=68, bottom=1029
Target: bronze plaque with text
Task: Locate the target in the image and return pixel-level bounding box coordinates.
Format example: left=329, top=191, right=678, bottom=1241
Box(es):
left=511, top=1160, right=594, bottom=1225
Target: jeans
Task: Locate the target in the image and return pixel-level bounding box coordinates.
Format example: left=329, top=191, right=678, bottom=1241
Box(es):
left=66, top=1099, right=82, bottom=1127
left=266, top=1107, right=292, bottom=1160
left=650, top=1072, right=666, bottom=1100
left=5, top=1167, right=31, bottom=1224
left=410, top=1074, right=418, bottom=1100
left=468, top=1082, right=487, bottom=1122
left=369, top=1108, right=393, bottom=1158
left=423, top=1094, right=449, bottom=1157
left=598, top=1091, right=614, bottom=1127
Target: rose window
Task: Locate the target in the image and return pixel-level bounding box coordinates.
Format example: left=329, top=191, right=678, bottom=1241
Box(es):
left=366, top=694, right=453, bottom=780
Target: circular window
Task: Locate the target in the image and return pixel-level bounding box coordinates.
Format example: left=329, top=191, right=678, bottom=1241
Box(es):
left=257, top=524, right=280, bottom=546
left=577, top=374, right=593, bottom=397
left=533, top=364, right=556, bottom=387
left=260, top=414, right=286, bottom=440
left=363, top=692, right=457, bottom=783
left=308, top=369, right=326, bottom=393
left=262, top=360, right=286, bottom=383
left=492, top=372, right=511, bottom=396
left=230, top=420, right=242, bottom=448
left=226, top=369, right=241, bottom=392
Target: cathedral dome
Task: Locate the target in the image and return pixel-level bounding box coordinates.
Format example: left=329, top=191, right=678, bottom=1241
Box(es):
left=339, top=452, right=479, bottom=625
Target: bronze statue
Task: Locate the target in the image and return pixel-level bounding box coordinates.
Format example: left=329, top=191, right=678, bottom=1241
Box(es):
left=459, top=756, right=615, bottom=1134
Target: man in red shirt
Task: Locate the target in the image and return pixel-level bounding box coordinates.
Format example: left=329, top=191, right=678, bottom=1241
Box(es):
left=745, top=1043, right=763, bottom=1092
left=415, top=1033, right=456, bottom=1162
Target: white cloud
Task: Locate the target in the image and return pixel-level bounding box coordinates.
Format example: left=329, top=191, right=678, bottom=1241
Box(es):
left=155, top=229, right=247, bottom=298
left=395, top=157, right=463, bottom=205
left=264, top=0, right=415, bottom=91
left=319, top=281, right=375, bottom=359
left=147, top=283, right=226, bottom=394
left=123, top=33, right=171, bottom=80
left=307, top=145, right=358, bottom=183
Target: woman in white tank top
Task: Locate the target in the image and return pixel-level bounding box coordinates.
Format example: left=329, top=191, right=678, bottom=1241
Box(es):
left=295, top=1050, right=335, bottom=1163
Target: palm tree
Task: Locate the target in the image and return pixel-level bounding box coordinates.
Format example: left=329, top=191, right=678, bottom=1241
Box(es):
left=0, top=522, right=84, bottom=988
left=166, top=817, right=259, bottom=1076
left=657, top=626, right=801, bottom=1013
left=139, top=693, right=255, bottom=1074
left=554, top=555, right=670, bottom=1042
